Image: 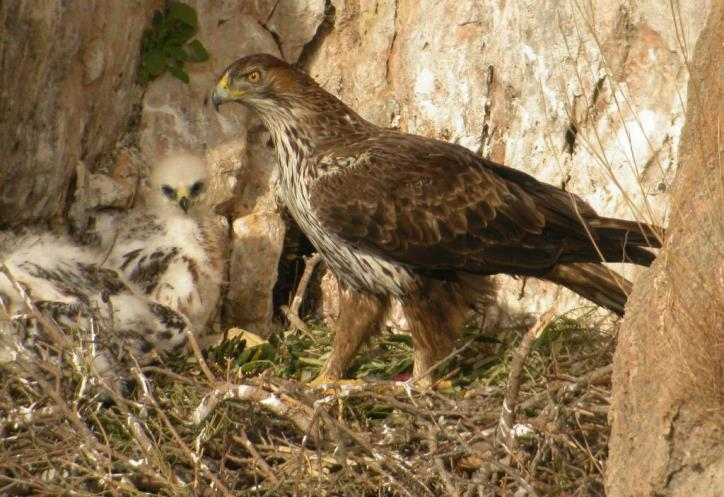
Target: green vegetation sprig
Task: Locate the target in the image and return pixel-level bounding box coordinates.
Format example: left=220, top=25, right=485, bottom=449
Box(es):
left=137, top=2, right=209, bottom=84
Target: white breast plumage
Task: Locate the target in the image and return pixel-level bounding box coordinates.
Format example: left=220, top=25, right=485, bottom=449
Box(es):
left=103, top=153, right=226, bottom=333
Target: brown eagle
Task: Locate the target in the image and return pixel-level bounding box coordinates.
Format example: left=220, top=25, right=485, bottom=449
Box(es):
left=212, top=54, right=663, bottom=383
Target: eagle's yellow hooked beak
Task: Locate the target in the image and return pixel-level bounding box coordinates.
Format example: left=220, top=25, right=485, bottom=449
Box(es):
left=211, top=72, right=237, bottom=111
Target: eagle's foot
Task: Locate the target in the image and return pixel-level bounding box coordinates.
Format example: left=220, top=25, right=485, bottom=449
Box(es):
left=410, top=376, right=454, bottom=391
left=306, top=374, right=365, bottom=390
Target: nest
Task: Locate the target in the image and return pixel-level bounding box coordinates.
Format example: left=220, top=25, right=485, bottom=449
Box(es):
left=1, top=283, right=616, bottom=496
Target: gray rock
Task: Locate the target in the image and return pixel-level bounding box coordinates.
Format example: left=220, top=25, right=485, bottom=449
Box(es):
left=0, top=1, right=155, bottom=228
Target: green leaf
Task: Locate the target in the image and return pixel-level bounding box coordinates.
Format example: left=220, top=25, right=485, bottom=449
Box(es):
left=235, top=346, right=253, bottom=366
left=138, top=2, right=206, bottom=86
left=141, top=30, right=152, bottom=50
left=533, top=323, right=562, bottom=351
left=152, top=10, right=163, bottom=30
left=167, top=64, right=190, bottom=83
left=297, top=356, right=326, bottom=367
left=168, top=2, right=198, bottom=27
left=186, top=39, right=209, bottom=62
left=165, top=24, right=195, bottom=45
left=165, top=45, right=189, bottom=62
left=142, top=49, right=167, bottom=76
left=137, top=67, right=150, bottom=85
left=388, top=358, right=414, bottom=377
left=239, top=359, right=275, bottom=374
left=177, top=22, right=198, bottom=41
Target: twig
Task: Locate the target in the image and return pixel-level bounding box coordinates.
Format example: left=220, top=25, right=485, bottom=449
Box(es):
left=13, top=353, right=174, bottom=493
left=134, top=369, right=235, bottom=497
left=431, top=367, right=462, bottom=390
left=185, top=328, right=216, bottom=383
left=414, top=340, right=476, bottom=387
left=280, top=305, right=311, bottom=334
left=291, top=253, right=322, bottom=316
left=234, top=429, right=279, bottom=483
left=0, top=404, right=59, bottom=431
left=282, top=253, right=322, bottom=333
left=317, top=409, right=436, bottom=497
left=484, top=457, right=541, bottom=497
left=192, top=381, right=315, bottom=433
left=427, top=428, right=460, bottom=497
left=498, top=308, right=556, bottom=452
left=519, top=363, right=613, bottom=410
left=141, top=366, right=196, bottom=383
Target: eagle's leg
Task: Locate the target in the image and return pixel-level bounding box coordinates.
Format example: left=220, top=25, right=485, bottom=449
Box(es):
left=311, top=283, right=388, bottom=385
left=404, top=279, right=478, bottom=386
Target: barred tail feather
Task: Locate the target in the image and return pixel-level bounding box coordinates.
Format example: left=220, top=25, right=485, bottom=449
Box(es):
left=590, top=217, right=665, bottom=248
left=547, top=263, right=633, bottom=316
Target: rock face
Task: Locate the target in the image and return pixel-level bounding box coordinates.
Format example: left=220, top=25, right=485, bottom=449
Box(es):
left=265, top=0, right=328, bottom=61
left=225, top=209, right=286, bottom=332
left=0, top=0, right=160, bottom=228
left=607, top=3, right=723, bottom=495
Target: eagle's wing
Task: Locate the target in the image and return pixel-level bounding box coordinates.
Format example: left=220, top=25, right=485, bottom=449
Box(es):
left=310, top=133, right=597, bottom=275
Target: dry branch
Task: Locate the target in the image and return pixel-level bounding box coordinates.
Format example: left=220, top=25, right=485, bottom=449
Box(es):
left=192, top=381, right=315, bottom=434
left=498, top=309, right=556, bottom=452
left=185, top=326, right=216, bottom=383
left=281, top=253, right=322, bottom=333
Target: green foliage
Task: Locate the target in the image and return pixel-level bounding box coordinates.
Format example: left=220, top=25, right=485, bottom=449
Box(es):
left=203, top=309, right=613, bottom=394
left=137, top=2, right=210, bottom=85
left=205, top=333, right=279, bottom=375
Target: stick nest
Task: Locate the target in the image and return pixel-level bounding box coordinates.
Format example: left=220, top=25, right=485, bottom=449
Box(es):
left=1, top=302, right=616, bottom=497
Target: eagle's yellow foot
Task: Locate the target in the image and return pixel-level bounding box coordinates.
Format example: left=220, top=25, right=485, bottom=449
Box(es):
left=431, top=379, right=455, bottom=391
left=409, top=377, right=453, bottom=391
left=307, top=375, right=366, bottom=390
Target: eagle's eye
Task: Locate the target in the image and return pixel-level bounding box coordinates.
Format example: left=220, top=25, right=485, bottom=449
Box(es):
left=190, top=181, right=204, bottom=197
left=247, top=70, right=261, bottom=83
left=161, top=185, right=176, bottom=199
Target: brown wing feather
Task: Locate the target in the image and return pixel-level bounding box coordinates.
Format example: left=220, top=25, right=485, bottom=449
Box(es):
left=309, top=133, right=571, bottom=275
left=310, top=132, right=659, bottom=276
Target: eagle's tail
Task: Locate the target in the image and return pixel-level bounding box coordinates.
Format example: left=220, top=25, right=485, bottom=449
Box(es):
left=585, top=217, right=664, bottom=267
left=546, top=262, right=634, bottom=316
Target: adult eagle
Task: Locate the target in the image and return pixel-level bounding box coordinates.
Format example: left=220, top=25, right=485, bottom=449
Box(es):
left=212, top=54, right=663, bottom=383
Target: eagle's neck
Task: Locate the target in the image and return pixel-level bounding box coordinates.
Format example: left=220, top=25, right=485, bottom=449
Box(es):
left=254, top=91, right=372, bottom=180
left=249, top=88, right=420, bottom=298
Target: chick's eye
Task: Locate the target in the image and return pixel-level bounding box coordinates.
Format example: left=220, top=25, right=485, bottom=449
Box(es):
left=190, top=181, right=204, bottom=196
left=247, top=71, right=261, bottom=83
left=161, top=185, right=176, bottom=199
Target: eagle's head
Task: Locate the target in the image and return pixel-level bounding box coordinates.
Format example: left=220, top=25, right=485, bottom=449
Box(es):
left=211, top=53, right=316, bottom=113
left=211, top=53, right=370, bottom=149
left=147, top=153, right=209, bottom=217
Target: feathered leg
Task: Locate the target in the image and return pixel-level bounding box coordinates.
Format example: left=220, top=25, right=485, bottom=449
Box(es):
left=312, top=283, right=388, bottom=384
left=405, top=276, right=496, bottom=383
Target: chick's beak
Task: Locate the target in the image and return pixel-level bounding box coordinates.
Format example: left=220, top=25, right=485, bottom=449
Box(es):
left=179, top=196, right=190, bottom=213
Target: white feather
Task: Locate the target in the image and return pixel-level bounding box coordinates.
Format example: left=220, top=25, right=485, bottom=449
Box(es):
left=0, top=233, right=189, bottom=374
left=104, top=153, right=226, bottom=332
